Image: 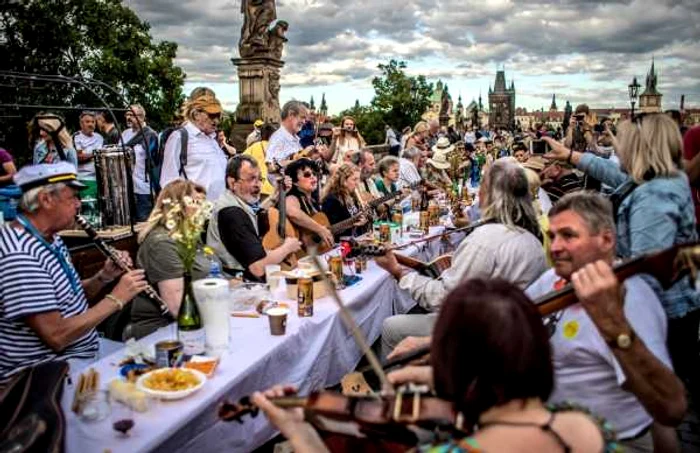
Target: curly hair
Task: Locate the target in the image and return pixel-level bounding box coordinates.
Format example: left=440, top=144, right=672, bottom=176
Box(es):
left=322, top=163, right=360, bottom=206
left=138, top=179, right=206, bottom=243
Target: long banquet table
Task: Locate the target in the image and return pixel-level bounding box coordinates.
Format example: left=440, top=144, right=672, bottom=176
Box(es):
left=64, top=261, right=418, bottom=452
left=64, top=225, right=462, bottom=453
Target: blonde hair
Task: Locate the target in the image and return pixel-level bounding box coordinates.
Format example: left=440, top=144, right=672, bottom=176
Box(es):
left=616, top=114, right=682, bottom=184
left=138, top=179, right=206, bottom=243
left=522, top=167, right=543, bottom=216
left=322, top=163, right=360, bottom=206
left=413, top=121, right=429, bottom=134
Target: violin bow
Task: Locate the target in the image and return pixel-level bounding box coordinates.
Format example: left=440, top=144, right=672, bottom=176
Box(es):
left=308, top=248, right=392, bottom=392
left=382, top=218, right=489, bottom=253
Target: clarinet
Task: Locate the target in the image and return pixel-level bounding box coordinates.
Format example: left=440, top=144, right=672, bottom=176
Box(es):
left=74, top=215, right=172, bottom=318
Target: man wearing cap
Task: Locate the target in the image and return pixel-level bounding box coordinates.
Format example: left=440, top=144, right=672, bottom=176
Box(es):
left=72, top=111, right=104, bottom=199
left=0, top=163, right=148, bottom=383
left=246, top=119, right=264, bottom=148
left=121, top=105, right=160, bottom=221
left=160, top=95, right=228, bottom=203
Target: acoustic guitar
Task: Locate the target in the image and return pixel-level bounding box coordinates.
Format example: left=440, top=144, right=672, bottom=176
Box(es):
left=262, top=177, right=298, bottom=270
left=297, top=188, right=417, bottom=255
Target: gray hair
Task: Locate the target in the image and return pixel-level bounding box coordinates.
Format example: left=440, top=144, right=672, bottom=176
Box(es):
left=377, top=155, right=399, bottom=177
left=281, top=100, right=307, bottom=120
left=18, top=183, right=65, bottom=213
left=129, top=104, right=146, bottom=118
left=481, top=160, right=541, bottom=239
left=548, top=191, right=616, bottom=235
left=401, top=146, right=420, bottom=161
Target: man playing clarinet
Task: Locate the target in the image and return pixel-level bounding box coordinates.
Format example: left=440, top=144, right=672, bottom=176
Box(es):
left=0, top=163, right=148, bottom=383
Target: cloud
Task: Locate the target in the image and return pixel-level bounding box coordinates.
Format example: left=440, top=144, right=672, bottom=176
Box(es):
left=128, top=0, right=700, bottom=110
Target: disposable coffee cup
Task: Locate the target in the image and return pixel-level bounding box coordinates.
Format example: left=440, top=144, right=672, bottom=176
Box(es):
left=267, top=307, right=288, bottom=336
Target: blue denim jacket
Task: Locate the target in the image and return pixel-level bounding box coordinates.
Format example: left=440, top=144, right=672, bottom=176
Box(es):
left=578, top=153, right=699, bottom=319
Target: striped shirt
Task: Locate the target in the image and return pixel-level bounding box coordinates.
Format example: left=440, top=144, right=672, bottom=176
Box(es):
left=0, top=225, right=98, bottom=382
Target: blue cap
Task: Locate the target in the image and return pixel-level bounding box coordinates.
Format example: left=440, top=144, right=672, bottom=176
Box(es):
left=13, top=162, right=87, bottom=193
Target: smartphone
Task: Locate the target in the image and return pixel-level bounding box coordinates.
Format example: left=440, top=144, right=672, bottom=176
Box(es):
left=530, top=139, right=549, bottom=155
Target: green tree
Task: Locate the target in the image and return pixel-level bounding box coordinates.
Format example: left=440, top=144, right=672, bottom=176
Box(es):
left=370, top=60, right=433, bottom=132
left=0, top=0, right=185, bottom=159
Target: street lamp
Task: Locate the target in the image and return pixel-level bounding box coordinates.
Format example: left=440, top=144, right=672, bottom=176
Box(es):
left=628, top=76, right=641, bottom=119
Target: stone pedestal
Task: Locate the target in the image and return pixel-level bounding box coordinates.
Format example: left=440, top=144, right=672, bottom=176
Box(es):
left=231, top=57, right=284, bottom=125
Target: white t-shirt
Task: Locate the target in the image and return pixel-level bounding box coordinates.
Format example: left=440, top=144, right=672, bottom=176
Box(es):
left=72, top=131, right=104, bottom=180
left=525, top=269, right=672, bottom=439
left=265, top=126, right=301, bottom=164
left=121, top=128, right=151, bottom=195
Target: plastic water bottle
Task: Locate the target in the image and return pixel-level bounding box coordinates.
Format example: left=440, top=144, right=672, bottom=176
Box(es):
left=203, top=246, right=223, bottom=279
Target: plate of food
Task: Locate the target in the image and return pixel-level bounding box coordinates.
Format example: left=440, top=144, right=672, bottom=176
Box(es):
left=136, top=367, right=206, bottom=400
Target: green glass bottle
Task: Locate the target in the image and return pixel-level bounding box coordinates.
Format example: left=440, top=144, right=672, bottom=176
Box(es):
left=178, top=274, right=205, bottom=356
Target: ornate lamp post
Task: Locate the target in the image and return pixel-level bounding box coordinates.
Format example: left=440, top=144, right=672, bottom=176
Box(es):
left=628, top=76, right=641, bottom=119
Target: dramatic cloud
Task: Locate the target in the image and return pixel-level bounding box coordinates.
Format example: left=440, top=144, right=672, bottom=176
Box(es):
left=129, top=0, right=700, bottom=111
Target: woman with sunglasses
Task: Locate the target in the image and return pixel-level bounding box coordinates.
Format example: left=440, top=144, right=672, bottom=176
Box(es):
left=543, top=114, right=700, bottom=394
left=284, top=158, right=334, bottom=249
left=321, top=163, right=369, bottom=241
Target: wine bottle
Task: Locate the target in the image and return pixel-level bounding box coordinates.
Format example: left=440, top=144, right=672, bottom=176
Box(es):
left=420, top=186, right=429, bottom=212
left=178, top=274, right=206, bottom=356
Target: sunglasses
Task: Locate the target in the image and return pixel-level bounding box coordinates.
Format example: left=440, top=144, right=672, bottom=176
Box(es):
left=300, top=171, right=315, bottom=179
left=207, top=113, right=221, bottom=121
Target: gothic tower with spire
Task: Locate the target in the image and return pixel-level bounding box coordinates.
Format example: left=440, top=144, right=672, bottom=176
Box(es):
left=488, top=69, right=516, bottom=130
left=639, top=58, right=662, bottom=113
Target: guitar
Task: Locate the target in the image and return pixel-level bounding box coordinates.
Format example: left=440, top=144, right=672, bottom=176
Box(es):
left=262, top=176, right=299, bottom=270
left=297, top=187, right=417, bottom=254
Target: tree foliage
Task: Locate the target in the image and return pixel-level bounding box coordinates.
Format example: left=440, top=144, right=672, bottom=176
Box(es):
left=337, top=60, right=433, bottom=145
left=370, top=60, right=433, bottom=132
left=0, top=0, right=185, bottom=159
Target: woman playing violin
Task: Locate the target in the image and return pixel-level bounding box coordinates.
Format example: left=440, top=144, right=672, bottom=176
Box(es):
left=321, top=163, right=369, bottom=241
left=252, top=279, right=619, bottom=452
left=285, top=157, right=335, bottom=249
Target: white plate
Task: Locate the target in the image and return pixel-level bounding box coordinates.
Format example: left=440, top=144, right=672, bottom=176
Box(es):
left=136, top=368, right=207, bottom=400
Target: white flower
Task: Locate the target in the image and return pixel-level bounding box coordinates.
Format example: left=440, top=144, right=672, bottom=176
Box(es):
left=165, top=219, right=176, bottom=230
left=162, top=198, right=172, bottom=206
left=171, top=232, right=183, bottom=241
left=183, top=196, right=194, bottom=207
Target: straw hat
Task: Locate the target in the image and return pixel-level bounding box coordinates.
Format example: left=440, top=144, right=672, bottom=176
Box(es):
left=431, top=136, right=455, bottom=155
left=427, top=150, right=451, bottom=170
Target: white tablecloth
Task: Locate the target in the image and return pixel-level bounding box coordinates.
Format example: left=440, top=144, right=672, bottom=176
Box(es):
left=64, top=260, right=415, bottom=453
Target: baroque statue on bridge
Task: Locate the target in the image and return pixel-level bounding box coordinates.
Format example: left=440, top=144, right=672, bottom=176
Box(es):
left=239, top=0, right=288, bottom=59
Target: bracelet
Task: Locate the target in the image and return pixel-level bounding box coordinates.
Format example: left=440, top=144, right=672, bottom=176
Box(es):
left=105, top=293, right=124, bottom=310
left=566, top=150, right=574, bottom=165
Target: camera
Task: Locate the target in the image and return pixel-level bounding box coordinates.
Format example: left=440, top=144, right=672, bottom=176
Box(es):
left=530, top=139, right=550, bottom=155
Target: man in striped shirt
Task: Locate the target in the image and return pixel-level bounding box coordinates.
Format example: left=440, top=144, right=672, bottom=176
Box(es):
left=0, top=163, right=148, bottom=382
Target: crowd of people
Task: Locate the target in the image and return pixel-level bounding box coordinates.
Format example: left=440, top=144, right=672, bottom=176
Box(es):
left=1, top=86, right=700, bottom=452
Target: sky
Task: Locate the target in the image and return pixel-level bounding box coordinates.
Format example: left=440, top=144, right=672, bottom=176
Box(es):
left=126, top=0, right=700, bottom=115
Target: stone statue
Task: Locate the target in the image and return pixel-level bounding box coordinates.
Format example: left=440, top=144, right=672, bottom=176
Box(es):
left=239, top=0, right=277, bottom=58
left=266, top=71, right=281, bottom=119
left=267, top=20, right=289, bottom=60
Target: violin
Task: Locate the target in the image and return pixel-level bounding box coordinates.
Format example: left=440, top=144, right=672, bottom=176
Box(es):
left=218, top=387, right=468, bottom=450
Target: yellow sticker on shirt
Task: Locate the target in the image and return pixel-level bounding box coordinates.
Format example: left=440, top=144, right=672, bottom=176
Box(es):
left=562, top=320, right=579, bottom=339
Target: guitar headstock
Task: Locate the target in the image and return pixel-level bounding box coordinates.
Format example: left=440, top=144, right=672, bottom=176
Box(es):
left=673, top=243, right=700, bottom=289
left=218, top=396, right=259, bottom=423
left=636, top=242, right=700, bottom=289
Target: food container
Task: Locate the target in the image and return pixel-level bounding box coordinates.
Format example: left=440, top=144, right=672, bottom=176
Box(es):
left=228, top=282, right=270, bottom=311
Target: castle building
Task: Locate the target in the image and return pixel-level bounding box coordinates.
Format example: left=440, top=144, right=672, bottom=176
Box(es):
left=488, top=69, right=516, bottom=130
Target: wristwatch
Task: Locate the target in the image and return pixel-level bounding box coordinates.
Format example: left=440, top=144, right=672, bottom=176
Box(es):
left=608, top=330, right=636, bottom=350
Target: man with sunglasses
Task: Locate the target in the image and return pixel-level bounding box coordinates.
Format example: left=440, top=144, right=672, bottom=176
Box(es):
left=160, top=95, right=227, bottom=202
